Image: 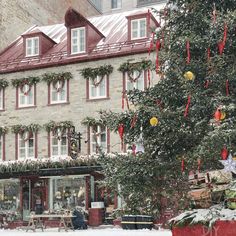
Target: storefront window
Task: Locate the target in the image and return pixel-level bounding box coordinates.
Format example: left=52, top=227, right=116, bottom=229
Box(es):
left=52, top=177, right=85, bottom=211
left=0, top=180, right=21, bottom=221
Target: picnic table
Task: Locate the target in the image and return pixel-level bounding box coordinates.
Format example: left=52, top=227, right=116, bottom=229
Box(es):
left=26, top=212, right=75, bottom=232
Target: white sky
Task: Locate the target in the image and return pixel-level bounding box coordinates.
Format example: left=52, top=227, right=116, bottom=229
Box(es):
left=0, top=227, right=172, bottom=236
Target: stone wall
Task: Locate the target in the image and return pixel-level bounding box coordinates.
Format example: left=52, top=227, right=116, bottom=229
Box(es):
left=0, top=0, right=100, bottom=51
left=0, top=52, right=158, bottom=160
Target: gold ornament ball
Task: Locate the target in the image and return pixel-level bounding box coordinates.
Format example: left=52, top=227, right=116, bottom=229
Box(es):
left=150, top=117, right=159, bottom=126
left=184, top=71, right=195, bottom=81
left=220, top=111, right=226, bottom=120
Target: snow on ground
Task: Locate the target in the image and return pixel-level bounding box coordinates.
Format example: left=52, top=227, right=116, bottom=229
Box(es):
left=0, top=226, right=172, bottom=236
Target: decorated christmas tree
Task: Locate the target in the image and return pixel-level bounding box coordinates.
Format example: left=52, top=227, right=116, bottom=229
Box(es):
left=98, top=0, right=236, bottom=217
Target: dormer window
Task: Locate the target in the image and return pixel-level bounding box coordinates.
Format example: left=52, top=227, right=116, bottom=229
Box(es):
left=71, top=27, right=86, bottom=54
left=131, top=18, right=147, bottom=40
left=26, top=37, right=39, bottom=57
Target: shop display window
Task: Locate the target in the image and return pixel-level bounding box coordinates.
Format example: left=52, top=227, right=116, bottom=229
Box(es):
left=52, top=177, right=85, bottom=211
left=0, top=180, right=21, bottom=221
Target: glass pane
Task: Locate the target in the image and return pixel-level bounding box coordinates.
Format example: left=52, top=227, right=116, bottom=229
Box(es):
left=28, top=147, right=34, bottom=157
left=72, top=45, right=78, bottom=53
left=52, top=90, right=58, bottom=102
left=80, top=29, right=85, bottom=52
left=20, top=95, right=25, bottom=105
left=29, top=138, right=34, bottom=147
left=99, top=78, right=106, bottom=97
left=34, top=38, right=39, bottom=55
left=72, top=30, right=78, bottom=37
left=136, top=71, right=144, bottom=90
left=60, top=89, right=66, bottom=101
left=61, top=145, right=67, bottom=155
left=72, top=39, right=77, bottom=45
left=132, top=21, right=138, bottom=30
left=19, top=139, right=25, bottom=148
left=140, top=19, right=146, bottom=37
left=101, top=133, right=106, bottom=143
left=61, top=136, right=67, bottom=145
left=20, top=148, right=26, bottom=158
left=52, top=147, right=58, bottom=156
left=52, top=137, right=58, bottom=145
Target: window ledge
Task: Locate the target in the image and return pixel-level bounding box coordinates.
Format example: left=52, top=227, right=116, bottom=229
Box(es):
left=0, top=109, right=5, bottom=112
left=86, top=97, right=110, bottom=102
left=48, top=101, right=70, bottom=106
left=16, top=105, right=36, bottom=110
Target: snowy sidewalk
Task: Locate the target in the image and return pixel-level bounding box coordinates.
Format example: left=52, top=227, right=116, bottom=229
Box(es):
left=0, top=226, right=172, bottom=236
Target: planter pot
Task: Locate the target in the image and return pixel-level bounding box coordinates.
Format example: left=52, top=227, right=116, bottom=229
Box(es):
left=136, top=215, right=153, bottom=230
left=121, top=215, right=136, bottom=230
left=172, top=220, right=236, bottom=236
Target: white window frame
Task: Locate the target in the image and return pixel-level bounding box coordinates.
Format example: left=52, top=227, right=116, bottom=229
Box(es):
left=50, top=80, right=67, bottom=104
left=0, top=88, right=3, bottom=110
left=18, top=133, right=35, bottom=160
left=111, top=0, right=122, bottom=9
left=90, top=125, right=107, bottom=154
left=26, top=37, right=39, bottom=57
left=51, top=132, right=68, bottom=157
left=18, top=84, right=34, bottom=108
left=131, top=18, right=147, bottom=40
left=125, top=70, right=145, bottom=91
left=89, top=75, right=107, bottom=99
left=71, top=27, right=86, bottom=54
left=0, top=135, right=3, bottom=161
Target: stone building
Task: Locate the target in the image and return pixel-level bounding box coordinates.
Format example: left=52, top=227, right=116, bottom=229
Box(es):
left=0, top=4, right=162, bottom=227
left=0, top=0, right=101, bottom=51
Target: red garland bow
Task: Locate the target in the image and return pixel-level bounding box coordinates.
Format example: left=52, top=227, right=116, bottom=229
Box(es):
left=204, top=80, right=210, bottom=88
left=186, top=40, right=190, bottom=64
left=130, top=114, right=137, bottom=128
left=226, top=79, right=229, bottom=96
left=184, top=95, right=191, bottom=117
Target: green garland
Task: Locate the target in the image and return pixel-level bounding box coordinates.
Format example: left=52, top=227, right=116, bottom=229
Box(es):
left=0, top=157, right=99, bottom=175
left=81, top=117, right=105, bottom=127
left=42, top=72, right=73, bottom=85
left=80, top=65, right=113, bottom=80
left=0, top=79, right=9, bottom=88
left=11, top=77, right=40, bottom=88
left=44, top=121, right=74, bottom=132
left=118, top=60, right=153, bottom=73
left=11, top=124, right=40, bottom=134
left=0, top=127, right=8, bottom=135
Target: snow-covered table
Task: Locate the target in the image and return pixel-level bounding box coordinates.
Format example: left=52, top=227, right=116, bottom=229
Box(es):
left=26, top=213, right=75, bottom=232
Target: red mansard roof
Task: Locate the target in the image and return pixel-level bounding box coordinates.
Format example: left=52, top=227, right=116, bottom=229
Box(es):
left=0, top=4, right=164, bottom=74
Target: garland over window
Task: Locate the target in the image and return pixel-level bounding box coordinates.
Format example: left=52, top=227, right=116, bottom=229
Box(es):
left=82, top=117, right=105, bottom=127
left=0, top=156, right=98, bottom=175
left=11, top=124, right=40, bottom=141
left=42, top=72, right=73, bottom=85
left=0, top=79, right=9, bottom=88
left=12, top=77, right=40, bottom=88
left=81, top=65, right=113, bottom=87
left=44, top=121, right=74, bottom=139
left=118, top=60, right=152, bottom=82
left=0, top=127, right=8, bottom=135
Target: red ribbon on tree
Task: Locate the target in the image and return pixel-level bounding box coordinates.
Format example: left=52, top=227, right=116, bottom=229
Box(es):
left=226, top=79, right=229, bottom=96
left=204, top=80, right=210, bottom=88
left=130, top=114, right=137, bottom=128
left=207, top=48, right=211, bottom=61
left=181, top=159, right=185, bottom=172
left=184, top=95, right=191, bottom=117
left=148, top=32, right=155, bottom=55
left=118, top=123, right=124, bottom=150
left=221, top=146, right=228, bottom=160
left=218, top=23, right=228, bottom=55
left=156, top=39, right=161, bottom=73
left=186, top=40, right=190, bottom=64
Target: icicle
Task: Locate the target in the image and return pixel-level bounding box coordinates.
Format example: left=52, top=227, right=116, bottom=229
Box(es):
left=184, top=95, right=191, bottom=117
